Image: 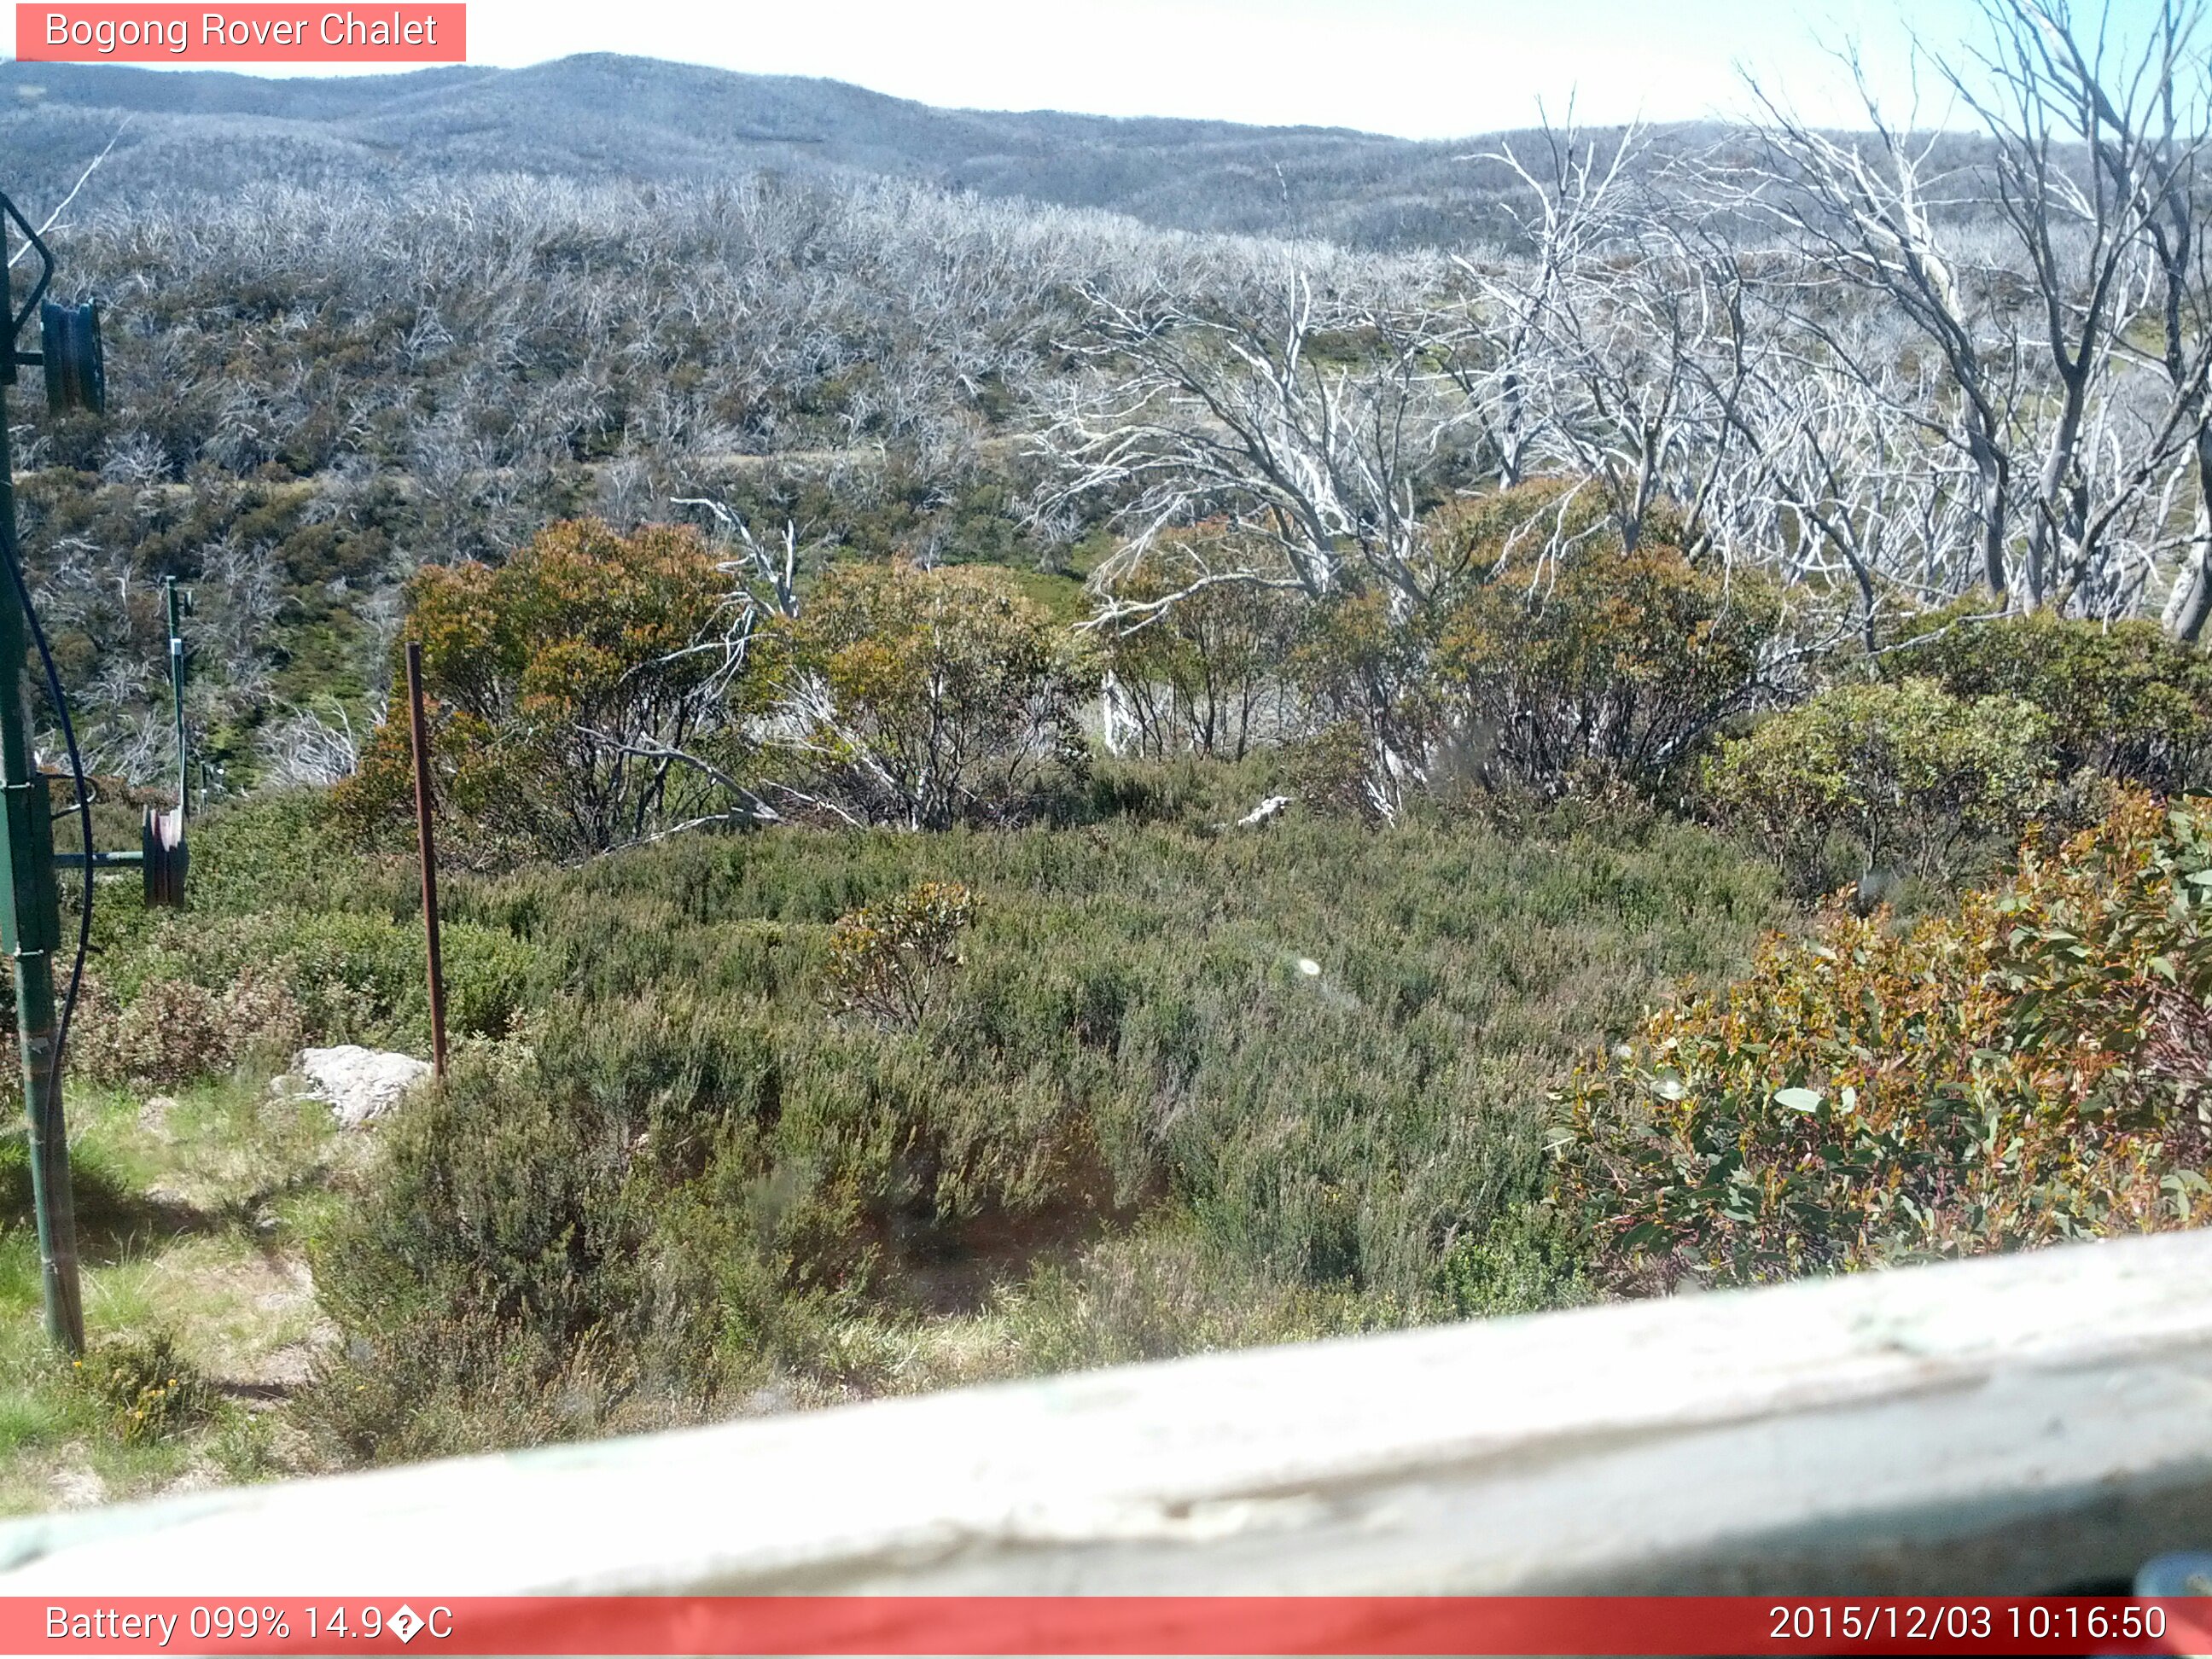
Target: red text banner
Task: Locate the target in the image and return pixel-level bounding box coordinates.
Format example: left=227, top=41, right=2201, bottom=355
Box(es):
left=15, top=6, right=465, bottom=62
left=3, top=1596, right=2210, bottom=1656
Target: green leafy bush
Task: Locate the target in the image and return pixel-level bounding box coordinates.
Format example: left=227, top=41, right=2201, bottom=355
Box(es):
left=336, top=518, right=748, bottom=865
left=1703, top=678, right=2054, bottom=894
left=1559, top=791, right=2212, bottom=1295
left=772, top=562, right=1099, bottom=829
left=295, top=795, right=1778, bottom=1452
left=0, top=967, right=310, bottom=1107
left=823, top=882, right=975, bottom=1030
left=1432, top=491, right=1790, bottom=796
left=1882, top=608, right=2212, bottom=792
left=304, top=978, right=1096, bottom=1457
left=1289, top=591, right=1444, bottom=821
left=70, top=970, right=306, bottom=1093
left=996, top=1226, right=1382, bottom=1372
left=110, top=908, right=530, bottom=1057
left=1284, top=719, right=1386, bottom=824
left=1094, top=527, right=1303, bottom=761
left=1994, top=796, right=2212, bottom=1140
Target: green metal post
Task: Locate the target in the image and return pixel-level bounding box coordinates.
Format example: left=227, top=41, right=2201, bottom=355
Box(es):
left=166, top=577, right=185, bottom=818
left=0, top=311, right=84, bottom=1355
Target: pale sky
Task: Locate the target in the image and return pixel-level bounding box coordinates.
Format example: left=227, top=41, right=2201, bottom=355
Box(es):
left=41, top=0, right=2192, bottom=139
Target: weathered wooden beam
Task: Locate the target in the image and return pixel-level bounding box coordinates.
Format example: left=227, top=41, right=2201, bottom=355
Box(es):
left=3, top=1229, right=2209, bottom=1594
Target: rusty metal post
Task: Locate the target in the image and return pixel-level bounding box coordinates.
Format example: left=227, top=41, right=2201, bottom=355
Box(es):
left=405, top=643, right=447, bottom=1080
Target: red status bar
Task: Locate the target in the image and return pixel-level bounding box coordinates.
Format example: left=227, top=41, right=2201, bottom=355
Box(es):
left=5, top=1596, right=2210, bottom=1656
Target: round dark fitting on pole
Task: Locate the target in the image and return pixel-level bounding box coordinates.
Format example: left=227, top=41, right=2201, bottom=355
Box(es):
left=39, top=300, right=103, bottom=416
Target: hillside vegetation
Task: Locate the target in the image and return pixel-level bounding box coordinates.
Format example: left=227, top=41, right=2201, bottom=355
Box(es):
left=0, top=55, right=1698, bottom=248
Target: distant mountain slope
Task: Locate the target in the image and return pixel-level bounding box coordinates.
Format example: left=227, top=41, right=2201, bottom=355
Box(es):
left=0, top=53, right=1660, bottom=247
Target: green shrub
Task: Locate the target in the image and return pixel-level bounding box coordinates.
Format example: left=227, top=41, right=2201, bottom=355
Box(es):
left=1432, top=489, right=1791, bottom=796
left=335, top=518, right=750, bottom=865
left=1072, top=752, right=1285, bottom=827
left=1283, top=719, right=1383, bottom=824
left=1994, top=796, right=2212, bottom=1141
left=109, top=908, right=530, bottom=1058
left=169, top=791, right=396, bottom=918
left=308, top=978, right=1102, bottom=1444
left=1883, top=608, right=2212, bottom=792
left=79, top=1331, right=215, bottom=1445
left=823, top=882, right=975, bottom=1030
left=294, top=1305, right=649, bottom=1467
left=301, top=1039, right=676, bottom=1462
left=1431, top=1204, right=1592, bottom=1318
left=32, top=792, right=529, bottom=1097
left=1559, top=791, right=2212, bottom=1295
left=1289, top=594, right=1441, bottom=821
left=997, top=1226, right=1382, bottom=1372
left=1095, top=527, right=1304, bottom=761
left=1702, top=678, right=2054, bottom=894
left=70, top=969, right=306, bottom=1093
left=300, top=795, right=1779, bottom=1449
left=771, top=562, right=1099, bottom=829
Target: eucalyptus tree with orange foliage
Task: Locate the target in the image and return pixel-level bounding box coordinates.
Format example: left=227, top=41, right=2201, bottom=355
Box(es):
left=338, top=518, right=767, bottom=864
left=771, top=562, right=1100, bottom=830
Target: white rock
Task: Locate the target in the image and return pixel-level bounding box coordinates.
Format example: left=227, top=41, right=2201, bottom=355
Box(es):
left=292, top=1045, right=434, bottom=1128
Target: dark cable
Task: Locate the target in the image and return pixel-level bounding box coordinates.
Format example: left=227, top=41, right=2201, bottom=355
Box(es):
left=0, top=542, right=93, bottom=1080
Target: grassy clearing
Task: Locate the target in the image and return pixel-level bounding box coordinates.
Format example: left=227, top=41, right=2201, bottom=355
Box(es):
left=0, top=1077, right=344, bottom=1514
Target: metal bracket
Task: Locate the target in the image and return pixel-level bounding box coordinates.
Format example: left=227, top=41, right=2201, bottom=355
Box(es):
left=0, top=777, right=58, bottom=957
left=0, top=191, right=56, bottom=387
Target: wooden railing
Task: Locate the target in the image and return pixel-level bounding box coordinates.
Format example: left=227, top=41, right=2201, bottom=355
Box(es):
left=1, top=1229, right=2209, bottom=1595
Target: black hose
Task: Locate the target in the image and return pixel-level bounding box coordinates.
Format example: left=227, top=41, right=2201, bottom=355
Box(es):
left=0, top=541, right=93, bottom=1080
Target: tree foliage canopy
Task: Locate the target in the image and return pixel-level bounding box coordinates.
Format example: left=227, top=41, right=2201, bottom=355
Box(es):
left=774, top=562, right=1100, bottom=830
left=339, top=520, right=748, bottom=863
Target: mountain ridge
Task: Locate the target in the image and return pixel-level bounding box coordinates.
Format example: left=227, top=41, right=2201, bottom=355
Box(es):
left=0, top=52, right=1658, bottom=247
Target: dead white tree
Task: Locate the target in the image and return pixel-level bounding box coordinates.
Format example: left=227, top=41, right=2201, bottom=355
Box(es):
left=1450, top=116, right=1646, bottom=492
left=1744, top=57, right=2029, bottom=607
left=1744, top=0, right=2212, bottom=627
left=258, top=696, right=378, bottom=788
left=1034, top=265, right=1472, bottom=628
left=1534, top=215, right=1762, bottom=560
left=1460, top=120, right=1767, bottom=561
left=1949, top=0, right=2212, bottom=613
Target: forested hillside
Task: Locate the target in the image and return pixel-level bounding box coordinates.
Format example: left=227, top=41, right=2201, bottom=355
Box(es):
left=2, top=54, right=1674, bottom=247
left=3, top=1, right=2212, bottom=1508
